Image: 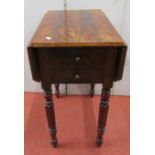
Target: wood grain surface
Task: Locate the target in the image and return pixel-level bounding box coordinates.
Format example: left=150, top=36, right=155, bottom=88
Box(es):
left=30, top=10, right=125, bottom=47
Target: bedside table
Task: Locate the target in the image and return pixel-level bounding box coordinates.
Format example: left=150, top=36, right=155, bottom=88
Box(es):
left=27, top=10, right=127, bottom=147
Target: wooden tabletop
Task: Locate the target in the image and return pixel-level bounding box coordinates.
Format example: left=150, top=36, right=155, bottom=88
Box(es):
left=29, top=10, right=125, bottom=47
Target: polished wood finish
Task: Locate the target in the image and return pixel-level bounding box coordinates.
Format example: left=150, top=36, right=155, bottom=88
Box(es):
left=27, top=10, right=127, bottom=147
left=43, top=89, right=57, bottom=147
left=30, top=10, right=124, bottom=47
left=37, top=47, right=118, bottom=87
left=96, top=87, right=111, bottom=146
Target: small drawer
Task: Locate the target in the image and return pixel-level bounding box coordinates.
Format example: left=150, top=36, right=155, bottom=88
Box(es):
left=69, top=48, right=108, bottom=69
left=45, top=68, right=106, bottom=83
left=39, top=47, right=110, bottom=70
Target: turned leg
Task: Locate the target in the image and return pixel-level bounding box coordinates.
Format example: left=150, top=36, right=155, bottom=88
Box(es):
left=90, top=83, right=95, bottom=97
left=43, top=88, right=58, bottom=147
left=54, top=84, right=60, bottom=98
left=96, top=87, right=111, bottom=147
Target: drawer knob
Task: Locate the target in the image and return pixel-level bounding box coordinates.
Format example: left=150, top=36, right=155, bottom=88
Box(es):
left=75, top=74, right=80, bottom=79
left=75, top=57, right=81, bottom=62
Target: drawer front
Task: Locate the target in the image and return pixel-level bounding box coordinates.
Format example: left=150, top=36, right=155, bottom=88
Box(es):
left=42, top=69, right=106, bottom=83
left=40, top=47, right=108, bottom=70
left=38, top=47, right=116, bottom=83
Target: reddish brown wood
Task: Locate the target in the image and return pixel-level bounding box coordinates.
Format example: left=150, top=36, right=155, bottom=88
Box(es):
left=36, top=47, right=119, bottom=85
left=27, top=10, right=127, bottom=147
left=29, top=10, right=125, bottom=48
left=114, top=46, right=127, bottom=81
left=96, top=87, right=111, bottom=146
left=43, top=88, right=58, bottom=147
left=27, top=47, right=40, bottom=82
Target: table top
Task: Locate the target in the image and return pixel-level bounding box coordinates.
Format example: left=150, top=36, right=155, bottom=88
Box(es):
left=29, top=10, right=125, bottom=47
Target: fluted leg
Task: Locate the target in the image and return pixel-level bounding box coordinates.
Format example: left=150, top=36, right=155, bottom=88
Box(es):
left=43, top=88, right=58, bottom=147
left=90, top=83, right=95, bottom=97
left=96, top=87, right=111, bottom=146
left=55, top=84, right=60, bottom=98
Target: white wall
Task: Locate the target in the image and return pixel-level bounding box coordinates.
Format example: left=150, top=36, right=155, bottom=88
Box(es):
left=24, top=0, right=130, bottom=95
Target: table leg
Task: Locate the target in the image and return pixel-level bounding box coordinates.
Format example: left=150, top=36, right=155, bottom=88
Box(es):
left=96, top=87, right=111, bottom=146
left=43, top=88, right=58, bottom=147
left=90, top=83, right=95, bottom=97
left=54, top=84, right=60, bottom=98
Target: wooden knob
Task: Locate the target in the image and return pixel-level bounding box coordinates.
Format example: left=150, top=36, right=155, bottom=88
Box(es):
left=75, top=57, right=81, bottom=62
left=75, top=74, right=80, bottom=79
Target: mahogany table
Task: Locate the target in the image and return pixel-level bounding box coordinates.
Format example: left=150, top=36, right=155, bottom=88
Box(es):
left=27, top=10, right=127, bottom=147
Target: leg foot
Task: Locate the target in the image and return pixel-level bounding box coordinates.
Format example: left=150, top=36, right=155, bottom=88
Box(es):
left=51, top=138, right=58, bottom=147
left=96, top=137, right=103, bottom=147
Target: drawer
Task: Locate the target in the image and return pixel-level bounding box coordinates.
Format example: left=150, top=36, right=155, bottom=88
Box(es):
left=39, top=47, right=110, bottom=70
left=38, top=47, right=117, bottom=83
left=45, top=69, right=106, bottom=83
